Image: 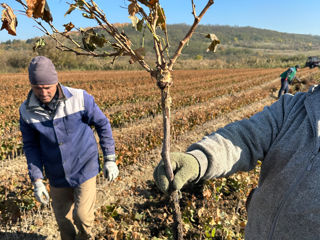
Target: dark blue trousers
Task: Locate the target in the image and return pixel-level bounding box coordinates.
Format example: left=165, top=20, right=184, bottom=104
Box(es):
left=278, top=78, right=289, bottom=98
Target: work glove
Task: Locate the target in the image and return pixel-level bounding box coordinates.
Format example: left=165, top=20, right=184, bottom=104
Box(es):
left=33, top=180, right=49, bottom=205
left=103, top=154, right=119, bottom=181
left=153, top=152, right=200, bottom=194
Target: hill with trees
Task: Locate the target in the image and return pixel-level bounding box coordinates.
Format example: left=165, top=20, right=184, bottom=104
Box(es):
left=1, top=24, right=320, bottom=72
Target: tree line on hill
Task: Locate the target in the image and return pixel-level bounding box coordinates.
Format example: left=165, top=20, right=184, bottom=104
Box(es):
left=1, top=24, right=319, bottom=72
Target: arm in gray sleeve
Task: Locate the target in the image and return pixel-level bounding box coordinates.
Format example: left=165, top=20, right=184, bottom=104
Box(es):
left=186, top=95, right=291, bottom=181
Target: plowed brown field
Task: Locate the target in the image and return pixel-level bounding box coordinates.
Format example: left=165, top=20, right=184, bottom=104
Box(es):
left=0, top=67, right=319, bottom=239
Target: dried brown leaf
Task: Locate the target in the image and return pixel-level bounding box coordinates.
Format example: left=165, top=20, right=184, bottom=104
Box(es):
left=156, top=5, right=166, bottom=31
left=205, top=33, right=220, bottom=52
left=129, top=47, right=146, bottom=64
left=149, top=0, right=158, bottom=5
left=26, top=0, right=45, bottom=18
left=128, top=15, right=139, bottom=29
left=63, top=22, right=75, bottom=32
left=26, top=0, right=52, bottom=22
left=0, top=3, right=18, bottom=36
left=64, top=4, right=76, bottom=16
left=134, top=47, right=145, bottom=58
left=43, top=1, right=53, bottom=22
left=128, top=2, right=139, bottom=16
left=137, top=0, right=157, bottom=8
left=203, top=188, right=212, bottom=199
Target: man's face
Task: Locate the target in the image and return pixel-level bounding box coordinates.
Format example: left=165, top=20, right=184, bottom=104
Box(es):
left=31, top=83, right=58, bottom=104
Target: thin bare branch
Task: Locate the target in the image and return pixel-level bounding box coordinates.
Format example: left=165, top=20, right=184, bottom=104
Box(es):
left=168, top=0, right=214, bottom=70
left=191, top=0, right=196, bottom=17
left=33, top=19, right=94, bottom=55
left=137, top=4, right=149, bottom=20
left=47, top=22, right=82, bottom=49
left=55, top=45, right=121, bottom=57
left=89, top=3, right=152, bottom=72
left=149, top=6, right=163, bottom=67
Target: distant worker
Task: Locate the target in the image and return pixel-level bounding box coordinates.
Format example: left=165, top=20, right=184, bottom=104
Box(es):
left=19, top=56, right=119, bottom=240
left=278, top=65, right=300, bottom=98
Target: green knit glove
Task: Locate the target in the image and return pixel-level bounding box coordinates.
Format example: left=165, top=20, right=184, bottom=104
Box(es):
left=153, top=152, right=200, bottom=193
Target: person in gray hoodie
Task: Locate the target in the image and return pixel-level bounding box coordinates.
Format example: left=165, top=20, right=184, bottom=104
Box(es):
left=153, top=85, right=320, bottom=240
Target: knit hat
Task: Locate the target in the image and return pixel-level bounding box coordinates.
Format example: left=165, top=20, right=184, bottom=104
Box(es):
left=28, top=56, right=58, bottom=85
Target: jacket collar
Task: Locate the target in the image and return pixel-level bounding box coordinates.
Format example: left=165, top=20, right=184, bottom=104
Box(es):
left=26, top=83, right=72, bottom=110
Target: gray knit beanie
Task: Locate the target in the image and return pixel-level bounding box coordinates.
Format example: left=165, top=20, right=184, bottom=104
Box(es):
left=28, top=56, right=58, bottom=85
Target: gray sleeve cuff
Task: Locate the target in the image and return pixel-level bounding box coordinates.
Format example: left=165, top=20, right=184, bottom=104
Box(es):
left=187, top=150, right=208, bottom=183
left=104, top=154, right=116, bottom=162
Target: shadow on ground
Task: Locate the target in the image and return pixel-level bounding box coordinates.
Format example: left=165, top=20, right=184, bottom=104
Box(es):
left=0, top=232, right=47, bottom=240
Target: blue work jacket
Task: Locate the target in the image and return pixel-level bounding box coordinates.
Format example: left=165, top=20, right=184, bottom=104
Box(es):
left=19, top=84, right=115, bottom=187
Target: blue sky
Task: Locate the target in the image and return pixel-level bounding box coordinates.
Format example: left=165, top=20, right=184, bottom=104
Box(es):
left=1, top=0, right=320, bottom=42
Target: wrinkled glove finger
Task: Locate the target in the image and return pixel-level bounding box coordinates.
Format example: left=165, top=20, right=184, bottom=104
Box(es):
left=171, top=152, right=199, bottom=190
left=40, top=196, right=49, bottom=205
left=35, top=193, right=42, bottom=203
left=172, top=168, right=194, bottom=191
left=35, top=190, right=49, bottom=205
left=42, top=190, right=50, bottom=204
left=103, top=169, right=108, bottom=179
left=106, top=171, right=113, bottom=181
left=104, top=162, right=119, bottom=181
left=107, top=172, right=113, bottom=181
left=40, top=190, right=49, bottom=205
left=34, top=181, right=49, bottom=205
left=107, top=168, right=119, bottom=181
left=153, top=163, right=171, bottom=193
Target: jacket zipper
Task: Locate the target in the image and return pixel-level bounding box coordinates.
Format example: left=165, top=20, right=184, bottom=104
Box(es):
left=267, top=152, right=317, bottom=240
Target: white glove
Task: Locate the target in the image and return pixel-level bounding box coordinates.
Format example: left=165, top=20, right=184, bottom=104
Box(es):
left=33, top=180, right=49, bottom=205
left=103, top=154, right=119, bottom=181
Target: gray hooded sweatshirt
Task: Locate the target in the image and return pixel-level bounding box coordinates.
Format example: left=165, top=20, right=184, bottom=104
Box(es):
left=187, top=85, right=320, bottom=240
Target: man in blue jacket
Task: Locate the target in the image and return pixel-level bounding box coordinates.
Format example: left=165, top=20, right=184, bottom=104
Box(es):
left=277, top=64, right=300, bottom=98
left=19, top=56, right=118, bottom=240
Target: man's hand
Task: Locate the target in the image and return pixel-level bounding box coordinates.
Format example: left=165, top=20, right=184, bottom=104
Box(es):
left=153, top=152, right=200, bottom=194
left=103, top=154, right=119, bottom=181
left=33, top=180, right=49, bottom=205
